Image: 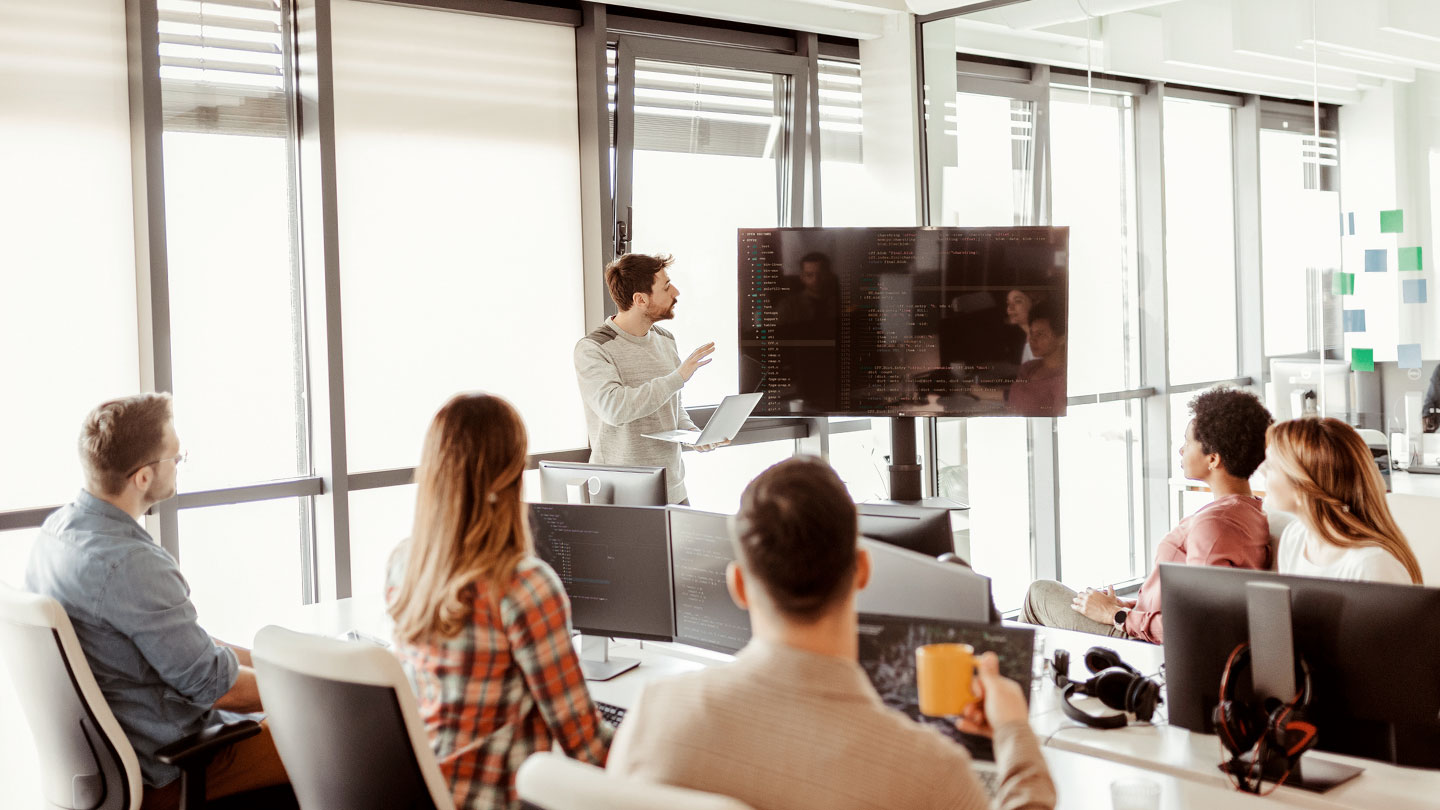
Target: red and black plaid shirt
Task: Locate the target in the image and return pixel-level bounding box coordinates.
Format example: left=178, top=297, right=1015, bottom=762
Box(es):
left=388, top=555, right=612, bottom=810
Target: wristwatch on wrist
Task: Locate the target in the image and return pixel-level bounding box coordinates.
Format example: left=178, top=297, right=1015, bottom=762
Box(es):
left=1113, top=608, right=1130, bottom=629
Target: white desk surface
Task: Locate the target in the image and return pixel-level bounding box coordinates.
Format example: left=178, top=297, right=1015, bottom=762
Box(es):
left=269, top=598, right=1439, bottom=810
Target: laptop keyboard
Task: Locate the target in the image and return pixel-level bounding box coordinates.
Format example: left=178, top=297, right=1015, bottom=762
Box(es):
left=597, top=701, right=627, bottom=727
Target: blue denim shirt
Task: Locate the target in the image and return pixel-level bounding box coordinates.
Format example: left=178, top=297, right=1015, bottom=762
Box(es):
left=25, top=490, right=238, bottom=787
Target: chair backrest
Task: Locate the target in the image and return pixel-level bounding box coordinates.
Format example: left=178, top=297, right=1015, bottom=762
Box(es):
left=515, top=752, right=755, bottom=810
left=251, top=625, right=455, bottom=810
left=1263, top=505, right=1294, bottom=572
left=0, top=585, right=141, bottom=810
left=1385, top=492, right=1440, bottom=585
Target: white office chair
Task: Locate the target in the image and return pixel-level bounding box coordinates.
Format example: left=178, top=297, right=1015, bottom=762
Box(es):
left=516, top=752, right=755, bottom=810
left=251, top=625, right=456, bottom=810
left=0, top=585, right=268, bottom=810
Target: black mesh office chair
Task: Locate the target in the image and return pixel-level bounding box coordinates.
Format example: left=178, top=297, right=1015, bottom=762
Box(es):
left=252, top=625, right=456, bottom=810
left=0, top=585, right=290, bottom=810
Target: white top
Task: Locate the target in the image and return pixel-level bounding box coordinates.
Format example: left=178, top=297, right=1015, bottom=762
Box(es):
left=1276, top=520, right=1413, bottom=584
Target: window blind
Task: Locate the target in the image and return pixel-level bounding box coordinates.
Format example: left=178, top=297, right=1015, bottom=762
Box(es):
left=158, top=0, right=287, bottom=135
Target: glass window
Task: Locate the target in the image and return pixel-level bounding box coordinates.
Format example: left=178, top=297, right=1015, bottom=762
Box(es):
left=159, top=0, right=307, bottom=491
left=627, top=59, right=787, bottom=407
left=1260, top=128, right=1341, bottom=358
left=684, top=440, right=795, bottom=515
left=1, top=0, right=140, bottom=511
left=179, top=498, right=309, bottom=642
left=331, top=0, right=589, bottom=469
left=818, top=58, right=867, bottom=227
left=831, top=422, right=900, bottom=504
left=1057, top=401, right=1144, bottom=587
left=1164, top=98, right=1240, bottom=385
left=962, top=418, right=1032, bottom=612
left=1050, top=88, right=1141, bottom=396
left=348, top=485, right=417, bottom=600
left=0, top=528, right=38, bottom=589
left=941, top=92, right=1035, bottom=227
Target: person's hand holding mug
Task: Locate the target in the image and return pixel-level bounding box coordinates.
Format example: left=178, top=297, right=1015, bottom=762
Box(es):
left=957, top=653, right=1028, bottom=737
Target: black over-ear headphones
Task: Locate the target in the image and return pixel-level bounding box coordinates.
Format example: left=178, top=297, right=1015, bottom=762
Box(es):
left=1050, top=646, right=1162, bottom=729
left=1213, top=642, right=1317, bottom=794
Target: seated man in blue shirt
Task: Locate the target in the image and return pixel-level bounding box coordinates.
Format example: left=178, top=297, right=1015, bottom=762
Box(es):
left=26, top=393, right=290, bottom=809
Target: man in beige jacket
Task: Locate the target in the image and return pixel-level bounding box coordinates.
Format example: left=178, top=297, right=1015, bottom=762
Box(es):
left=607, top=457, right=1056, bottom=810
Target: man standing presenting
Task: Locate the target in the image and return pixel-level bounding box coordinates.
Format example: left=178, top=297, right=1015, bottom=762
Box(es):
left=26, top=393, right=289, bottom=809
left=574, top=253, right=715, bottom=504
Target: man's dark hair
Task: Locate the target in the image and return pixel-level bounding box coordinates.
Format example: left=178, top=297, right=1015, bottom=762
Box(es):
left=1027, top=300, right=1067, bottom=336
left=1189, top=387, right=1273, bottom=479
left=733, top=457, right=858, bottom=622
left=80, top=393, right=173, bottom=496
left=605, top=253, right=672, bottom=311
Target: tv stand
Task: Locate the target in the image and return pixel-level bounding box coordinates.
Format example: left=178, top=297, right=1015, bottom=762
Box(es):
left=888, top=417, right=923, bottom=501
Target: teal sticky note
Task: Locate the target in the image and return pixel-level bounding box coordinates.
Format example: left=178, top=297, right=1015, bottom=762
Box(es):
left=1332, top=272, right=1355, bottom=295
left=1399, top=344, right=1422, bottom=369
left=1351, top=348, right=1374, bottom=372
left=1400, top=246, right=1423, bottom=271
left=1404, top=279, right=1427, bottom=304
left=1365, top=249, right=1387, bottom=272
left=1381, top=209, right=1404, bottom=233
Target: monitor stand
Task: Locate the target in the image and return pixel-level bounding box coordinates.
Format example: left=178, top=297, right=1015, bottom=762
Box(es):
left=1234, top=582, right=1364, bottom=793
left=578, top=634, right=638, bottom=681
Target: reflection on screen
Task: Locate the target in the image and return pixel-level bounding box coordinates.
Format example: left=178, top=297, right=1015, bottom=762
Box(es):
left=669, top=508, right=751, bottom=654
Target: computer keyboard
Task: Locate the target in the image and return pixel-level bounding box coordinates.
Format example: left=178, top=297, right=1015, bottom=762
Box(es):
left=597, top=701, right=627, bottom=726
left=1404, top=464, right=1440, bottom=475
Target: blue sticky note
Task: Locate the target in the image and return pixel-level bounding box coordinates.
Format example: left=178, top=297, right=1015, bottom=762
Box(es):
left=1342, top=309, right=1367, bottom=332
left=1348, top=212, right=1355, bottom=235
left=1399, top=343, right=1422, bottom=369
left=1404, top=279, right=1427, bottom=304
left=1365, top=249, right=1387, bottom=272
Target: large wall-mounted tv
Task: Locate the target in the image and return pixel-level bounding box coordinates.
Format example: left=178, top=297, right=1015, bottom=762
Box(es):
left=739, top=226, right=1069, bottom=418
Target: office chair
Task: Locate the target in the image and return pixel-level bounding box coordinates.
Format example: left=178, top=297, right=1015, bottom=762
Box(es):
left=516, top=752, right=755, bottom=810
left=0, top=585, right=281, bottom=810
left=251, top=625, right=457, bottom=810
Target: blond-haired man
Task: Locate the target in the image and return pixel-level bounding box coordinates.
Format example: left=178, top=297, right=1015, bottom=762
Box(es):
left=26, top=393, right=290, bottom=809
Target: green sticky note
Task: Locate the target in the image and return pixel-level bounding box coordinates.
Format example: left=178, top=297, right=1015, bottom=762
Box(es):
left=1332, top=272, right=1355, bottom=295
left=1381, top=209, right=1404, bottom=233
left=1400, top=246, right=1423, bottom=271
left=1351, top=348, right=1374, bottom=372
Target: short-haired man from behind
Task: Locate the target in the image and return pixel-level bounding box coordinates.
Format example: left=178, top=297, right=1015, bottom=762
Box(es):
left=25, top=394, right=290, bottom=810
left=1021, top=386, right=1273, bottom=644
left=574, top=253, right=716, bottom=504
left=607, top=457, right=1055, bottom=810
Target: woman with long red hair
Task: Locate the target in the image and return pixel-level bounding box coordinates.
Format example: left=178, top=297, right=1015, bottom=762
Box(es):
left=1264, top=417, right=1423, bottom=584
left=386, top=393, right=611, bottom=810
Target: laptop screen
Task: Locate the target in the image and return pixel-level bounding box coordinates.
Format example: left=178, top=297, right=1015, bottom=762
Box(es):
left=857, top=612, right=1035, bottom=760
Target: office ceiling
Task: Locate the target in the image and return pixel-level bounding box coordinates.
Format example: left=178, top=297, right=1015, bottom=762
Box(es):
left=612, top=0, right=1440, bottom=104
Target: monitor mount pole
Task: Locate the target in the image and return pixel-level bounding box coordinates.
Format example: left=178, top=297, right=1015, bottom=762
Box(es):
left=889, top=417, right=923, bottom=501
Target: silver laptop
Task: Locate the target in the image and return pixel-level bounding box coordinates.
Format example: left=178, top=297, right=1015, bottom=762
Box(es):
left=643, top=392, right=764, bottom=445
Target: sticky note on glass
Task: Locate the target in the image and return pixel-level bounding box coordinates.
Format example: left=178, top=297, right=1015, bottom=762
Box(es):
left=1404, top=279, right=1427, bottom=304
left=1332, top=272, right=1355, bottom=295
left=1381, top=209, right=1404, bottom=233
left=1399, top=344, right=1422, bottom=369
left=1342, top=309, right=1367, bottom=332
left=1352, top=348, right=1374, bottom=372
left=1348, top=212, right=1356, bottom=235
left=1365, top=249, right=1387, bottom=272
left=1400, top=246, right=1423, bottom=271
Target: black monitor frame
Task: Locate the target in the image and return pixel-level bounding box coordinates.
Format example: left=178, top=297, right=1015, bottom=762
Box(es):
left=536, top=461, right=667, bottom=506
left=1161, top=563, right=1440, bottom=768
left=528, top=502, right=675, bottom=643
left=857, top=503, right=953, bottom=558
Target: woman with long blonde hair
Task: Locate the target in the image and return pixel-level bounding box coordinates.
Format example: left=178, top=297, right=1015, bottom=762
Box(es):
left=386, top=393, right=611, bottom=810
left=1264, top=417, right=1423, bottom=584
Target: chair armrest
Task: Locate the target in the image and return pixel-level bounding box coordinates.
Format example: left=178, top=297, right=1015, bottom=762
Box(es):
left=155, top=720, right=262, bottom=767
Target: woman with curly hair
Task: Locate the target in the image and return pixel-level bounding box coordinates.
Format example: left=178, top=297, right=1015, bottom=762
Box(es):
left=1264, top=417, right=1422, bottom=584
left=1021, top=386, right=1275, bottom=643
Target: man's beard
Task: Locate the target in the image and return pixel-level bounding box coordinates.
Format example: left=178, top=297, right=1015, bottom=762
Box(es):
left=647, top=300, right=676, bottom=321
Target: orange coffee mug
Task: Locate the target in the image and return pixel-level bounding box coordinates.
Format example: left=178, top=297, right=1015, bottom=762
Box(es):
left=916, top=643, right=978, bottom=716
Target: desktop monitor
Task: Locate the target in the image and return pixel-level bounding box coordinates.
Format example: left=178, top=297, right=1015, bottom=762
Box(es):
left=668, top=507, right=752, bottom=654
left=528, top=502, right=674, bottom=642
left=856, top=539, right=994, bottom=624
left=857, top=612, right=1035, bottom=757
left=537, top=461, right=667, bottom=506
left=1161, top=564, right=1440, bottom=768
left=857, top=503, right=954, bottom=558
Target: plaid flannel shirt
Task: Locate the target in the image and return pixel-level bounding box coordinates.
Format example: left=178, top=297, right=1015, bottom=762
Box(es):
left=388, top=554, right=613, bottom=810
